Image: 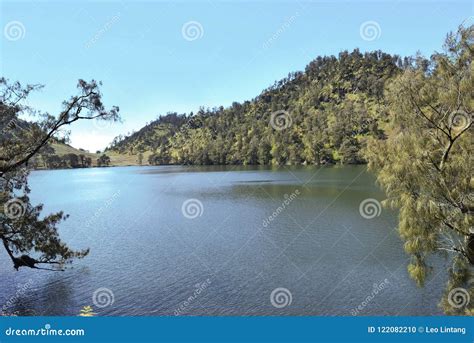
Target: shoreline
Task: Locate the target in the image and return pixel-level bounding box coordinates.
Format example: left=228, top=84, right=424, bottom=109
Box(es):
left=31, top=161, right=368, bottom=172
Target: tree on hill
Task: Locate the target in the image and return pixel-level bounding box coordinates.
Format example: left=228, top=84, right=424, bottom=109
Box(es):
left=108, top=49, right=401, bottom=166
left=0, top=78, right=119, bottom=270
left=63, top=153, right=80, bottom=168
left=97, top=154, right=111, bottom=167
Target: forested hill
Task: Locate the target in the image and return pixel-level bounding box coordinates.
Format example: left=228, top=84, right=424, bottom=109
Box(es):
left=107, top=49, right=405, bottom=165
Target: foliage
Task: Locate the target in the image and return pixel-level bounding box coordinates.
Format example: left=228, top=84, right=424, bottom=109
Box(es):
left=1, top=24, right=472, bottom=316
left=364, top=25, right=473, bottom=314
left=0, top=79, right=119, bottom=270
left=108, top=49, right=401, bottom=165
left=97, top=154, right=111, bottom=167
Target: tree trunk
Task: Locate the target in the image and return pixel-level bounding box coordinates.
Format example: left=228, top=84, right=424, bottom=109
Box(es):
left=467, top=233, right=474, bottom=265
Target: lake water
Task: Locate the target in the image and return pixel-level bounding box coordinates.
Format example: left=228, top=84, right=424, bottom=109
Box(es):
left=0, top=165, right=447, bottom=316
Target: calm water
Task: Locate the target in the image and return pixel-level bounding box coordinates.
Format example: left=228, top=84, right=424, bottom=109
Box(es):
left=0, top=165, right=446, bottom=316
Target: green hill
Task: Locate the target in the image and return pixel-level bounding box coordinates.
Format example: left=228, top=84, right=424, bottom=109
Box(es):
left=29, top=142, right=144, bottom=169
left=106, top=49, right=403, bottom=166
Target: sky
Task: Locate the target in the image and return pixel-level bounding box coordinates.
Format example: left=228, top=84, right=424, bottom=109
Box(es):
left=1, top=0, right=472, bottom=152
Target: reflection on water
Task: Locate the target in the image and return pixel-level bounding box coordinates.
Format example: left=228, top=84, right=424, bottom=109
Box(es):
left=0, top=165, right=447, bottom=316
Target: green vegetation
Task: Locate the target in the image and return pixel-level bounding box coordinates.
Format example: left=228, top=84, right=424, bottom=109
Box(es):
left=30, top=142, right=147, bottom=169
left=107, top=49, right=399, bottom=165
left=97, top=154, right=111, bottom=167
left=0, top=24, right=471, bottom=315
left=33, top=143, right=94, bottom=169
left=0, top=79, right=119, bottom=270
left=365, top=26, right=473, bottom=314
left=107, top=24, right=472, bottom=314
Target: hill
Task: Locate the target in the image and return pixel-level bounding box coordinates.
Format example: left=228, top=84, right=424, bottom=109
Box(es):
left=31, top=142, right=145, bottom=169
left=106, top=49, right=405, bottom=166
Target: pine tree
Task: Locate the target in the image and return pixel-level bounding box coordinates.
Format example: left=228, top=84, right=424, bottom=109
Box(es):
left=365, top=25, right=473, bottom=314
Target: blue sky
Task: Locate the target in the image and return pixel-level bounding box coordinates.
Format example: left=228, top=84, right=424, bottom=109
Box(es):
left=1, top=0, right=472, bottom=152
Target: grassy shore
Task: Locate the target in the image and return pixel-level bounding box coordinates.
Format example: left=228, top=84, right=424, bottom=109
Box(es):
left=50, top=143, right=151, bottom=168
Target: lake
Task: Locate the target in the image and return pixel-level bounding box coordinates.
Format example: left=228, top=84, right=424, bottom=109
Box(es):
left=0, top=165, right=447, bottom=316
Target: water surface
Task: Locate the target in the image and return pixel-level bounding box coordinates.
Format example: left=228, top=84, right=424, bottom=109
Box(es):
left=0, top=165, right=446, bottom=316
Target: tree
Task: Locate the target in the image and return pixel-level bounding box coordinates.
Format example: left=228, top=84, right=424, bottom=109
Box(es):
left=339, top=137, right=362, bottom=164
left=365, top=25, right=473, bottom=314
left=45, top=155, right=65, bottom=169
left=64, top=153, right=79, bottom=168
left=84, top=157, right=92, bottom=167
left=137, top=152, right=143, bottom=165
left=78, top=154, right=87, bottom=167
left=97, top=154, right=111, bottom=167
left=106, top=48, right=400, bottom=166
left=0, top=78, right=119, bottom=270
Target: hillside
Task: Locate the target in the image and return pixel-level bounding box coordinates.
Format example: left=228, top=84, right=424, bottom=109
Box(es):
left=106, top=49, right=405, bottom=166
left=31, top=143, right=145, bottom=169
